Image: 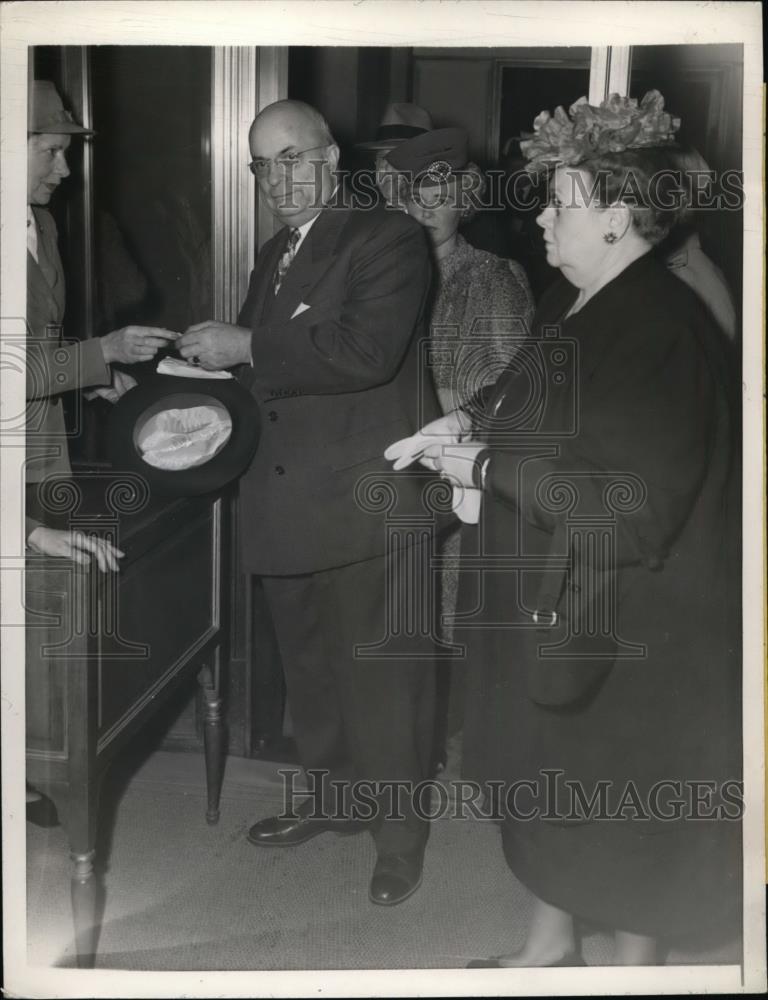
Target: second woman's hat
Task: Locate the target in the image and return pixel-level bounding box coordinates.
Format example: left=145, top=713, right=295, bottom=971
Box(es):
left=356, top=103, right=434, bottom=151
left=386, top=127, right=470, bottom=187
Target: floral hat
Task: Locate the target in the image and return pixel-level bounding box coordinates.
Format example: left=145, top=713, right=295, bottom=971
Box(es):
left=520, top=90, right=680, bottom=174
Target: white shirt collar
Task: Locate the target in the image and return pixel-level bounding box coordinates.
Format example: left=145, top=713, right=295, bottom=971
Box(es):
left=293, top=213, right=319, bottom=250
left=291, top=182, right=340, bottom=251
left=27, top=206, right=38, bottom=262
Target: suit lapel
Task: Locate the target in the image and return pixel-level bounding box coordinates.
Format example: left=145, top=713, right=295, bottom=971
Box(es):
left=27, top=250, right=64, bottom=333
left=269, top=206, right=350, bottom=324
left=30, top=208, right=66, bottom=318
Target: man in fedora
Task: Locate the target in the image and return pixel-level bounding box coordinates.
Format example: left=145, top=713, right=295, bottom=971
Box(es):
left=177, top=99, right=443, bottom=906
left=25, top=79, right=178, bottom=566
left=355, top=102, right=434, bottom=208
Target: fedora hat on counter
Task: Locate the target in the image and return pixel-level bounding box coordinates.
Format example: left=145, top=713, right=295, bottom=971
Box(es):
left=107, top=373, right=260, bottom=497
left=29, top=80, right=95, bottom=135
left=356, top=102, right=434, bottom=152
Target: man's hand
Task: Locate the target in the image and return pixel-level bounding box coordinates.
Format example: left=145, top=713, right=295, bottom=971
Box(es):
left=85, top=369, right=138, bottom=404
left=177, top=322, right=252, bottom=371
left=101, top=326, right=179, bottom=365
left=27, top=527, right=125, bottom=573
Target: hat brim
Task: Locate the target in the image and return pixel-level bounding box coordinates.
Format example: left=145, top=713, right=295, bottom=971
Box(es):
left=355, top=138, right=409, bottom=152
left=29, top=123, right=95, bottom=135
left=409, top=168, right=474, bottom=190
left=107, top=374, right=260, bottom=497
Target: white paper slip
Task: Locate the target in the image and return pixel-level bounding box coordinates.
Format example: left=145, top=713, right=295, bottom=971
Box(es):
left=156, top=357, right=233, bottom=380
left=453, top=485, right=482, bottom=524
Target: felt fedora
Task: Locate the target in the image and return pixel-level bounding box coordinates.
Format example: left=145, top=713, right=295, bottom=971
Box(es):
left=29, top=80, right=94, bottom=135
left=107, top=374, right=260, bottom=497
left=386, top=127, right=470, bottom=187
left=356, top=103, right=434, bottom=152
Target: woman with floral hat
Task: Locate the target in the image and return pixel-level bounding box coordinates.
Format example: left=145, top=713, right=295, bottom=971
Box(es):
left=386, top=93, right=741, bottom=965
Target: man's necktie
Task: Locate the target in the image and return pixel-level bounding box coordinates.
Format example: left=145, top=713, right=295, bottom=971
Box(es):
left=273, top=227, right=300, bottom=295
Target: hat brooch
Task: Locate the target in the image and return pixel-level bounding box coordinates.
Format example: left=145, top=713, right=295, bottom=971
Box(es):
left=425, top=160, right=453, bottom=183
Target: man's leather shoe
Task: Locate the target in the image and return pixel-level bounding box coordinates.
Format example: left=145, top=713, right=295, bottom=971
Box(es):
left=368, top=849, right=424, bottom=905
left=247, top=813, right=368, bottom=847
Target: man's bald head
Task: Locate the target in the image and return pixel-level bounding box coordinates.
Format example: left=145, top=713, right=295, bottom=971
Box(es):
left=249, top=100, right=333, bottom=150
left=248, top=101, right=339, bottom=227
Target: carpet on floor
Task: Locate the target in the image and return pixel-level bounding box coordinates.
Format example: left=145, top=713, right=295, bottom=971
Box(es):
left=26, top=753, right=743, bottom=971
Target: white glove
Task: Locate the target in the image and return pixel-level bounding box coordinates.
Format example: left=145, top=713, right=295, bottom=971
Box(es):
left=384, top=409, right=473, bottom=471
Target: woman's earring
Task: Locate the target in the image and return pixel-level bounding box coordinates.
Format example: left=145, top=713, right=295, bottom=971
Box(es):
left=603, top=232, right=618, bottom=244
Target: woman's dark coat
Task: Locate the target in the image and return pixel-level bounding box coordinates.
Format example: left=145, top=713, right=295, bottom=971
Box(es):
left=461, top=252, right=741, bottom=940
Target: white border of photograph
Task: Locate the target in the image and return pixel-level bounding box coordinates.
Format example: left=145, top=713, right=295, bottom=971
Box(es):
left=1, top=2, right=764, bottom=996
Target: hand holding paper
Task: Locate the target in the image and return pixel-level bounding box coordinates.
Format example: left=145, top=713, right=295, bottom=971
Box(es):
left=177, top=321, right=252, bottom=370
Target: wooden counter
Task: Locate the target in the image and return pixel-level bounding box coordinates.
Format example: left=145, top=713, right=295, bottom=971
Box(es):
left=25, top=471, right=229, bottom=967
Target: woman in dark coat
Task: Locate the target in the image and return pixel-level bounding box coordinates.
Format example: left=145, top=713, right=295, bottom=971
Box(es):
left=386, top=92, right=741, bottom=965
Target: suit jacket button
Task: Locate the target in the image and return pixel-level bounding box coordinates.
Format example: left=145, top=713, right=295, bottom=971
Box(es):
left=268, top=410, right=278, bottom=421
left=274, top=465, right=285, bottom=475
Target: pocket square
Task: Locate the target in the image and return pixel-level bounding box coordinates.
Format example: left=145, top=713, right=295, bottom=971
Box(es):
left=290, top=301, right=312, bottom=319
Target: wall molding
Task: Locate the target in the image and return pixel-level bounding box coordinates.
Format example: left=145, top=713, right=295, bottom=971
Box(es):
left=589, top=46, right=632, bottom=102
left=211, top=47, right=258, bottom=323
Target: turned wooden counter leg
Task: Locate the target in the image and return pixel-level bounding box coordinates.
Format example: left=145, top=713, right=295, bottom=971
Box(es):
left=70, top=849, right=100, bottom=968
left=198, top=660, right=225, bottom=825
left=62, top=778, right=103, bottom=969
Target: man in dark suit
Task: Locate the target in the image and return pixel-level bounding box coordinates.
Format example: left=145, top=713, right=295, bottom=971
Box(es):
left=178, top=99, right=442, bottom=905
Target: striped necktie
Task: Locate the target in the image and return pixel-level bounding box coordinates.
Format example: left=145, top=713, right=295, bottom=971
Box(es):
left=273, top=227, right=300, bottom=295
